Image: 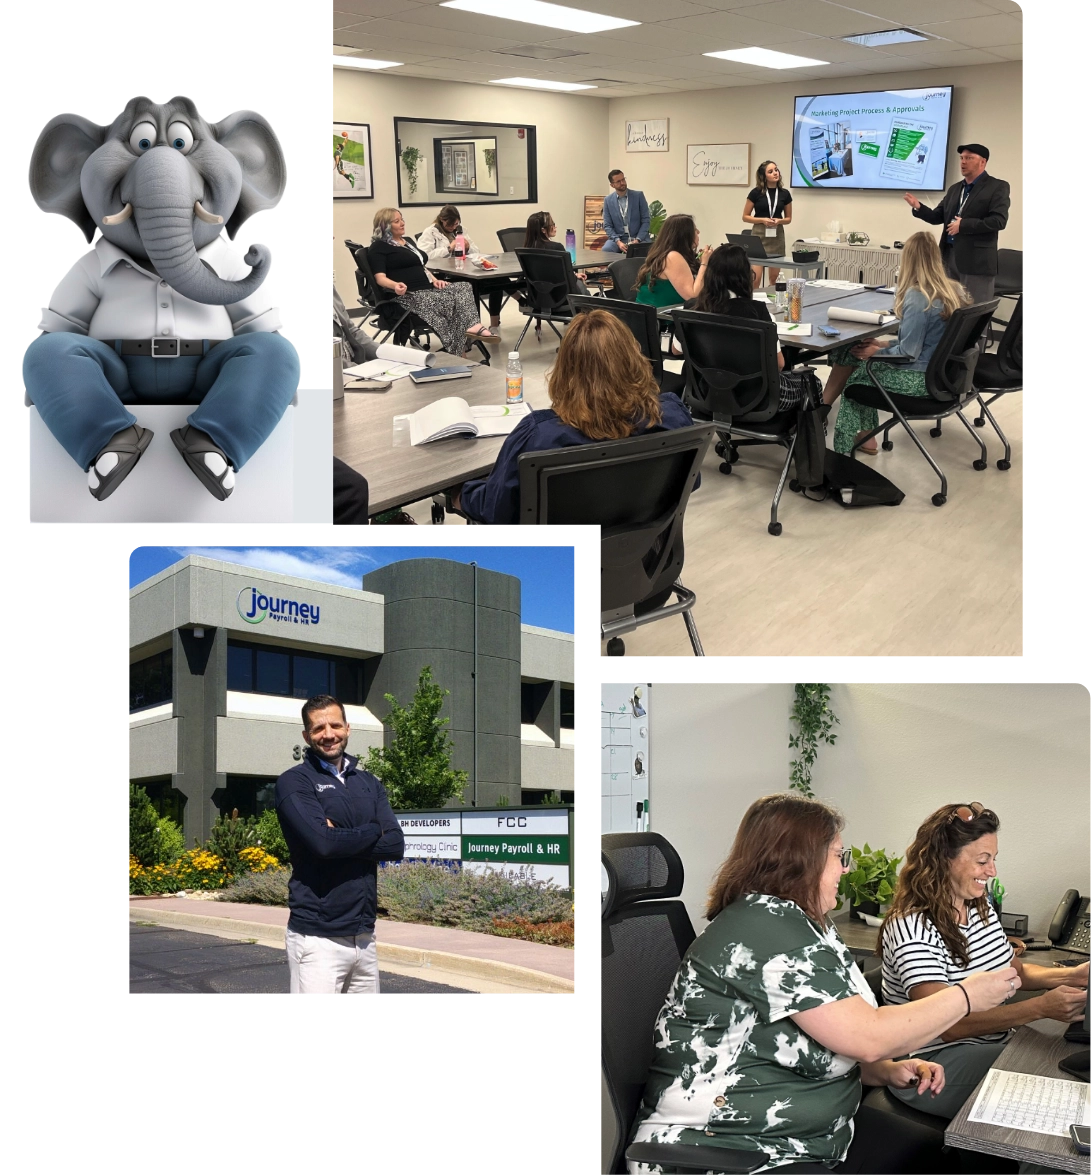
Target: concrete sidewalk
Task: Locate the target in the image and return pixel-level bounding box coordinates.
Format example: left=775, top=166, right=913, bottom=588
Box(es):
left=129, top=897, right=574, bottom=994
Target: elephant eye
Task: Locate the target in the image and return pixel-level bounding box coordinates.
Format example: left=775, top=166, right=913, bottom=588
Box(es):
left=129, top=122, right=158, bottom=152
left=167, top=122, right=194, bottom=154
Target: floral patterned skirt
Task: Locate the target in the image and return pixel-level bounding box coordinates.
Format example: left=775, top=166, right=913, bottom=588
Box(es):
left=828, top=345, right=929, bottom=454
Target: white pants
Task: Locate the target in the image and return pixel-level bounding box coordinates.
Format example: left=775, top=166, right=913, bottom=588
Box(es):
left=285, top=928, right=380, bottom=993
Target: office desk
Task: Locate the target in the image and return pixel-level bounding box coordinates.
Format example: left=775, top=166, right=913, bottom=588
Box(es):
left=334, top=353, right=518, bottom=516
left=429, top=248, right=610, bottom=283
left=945, top=1024, right=1090, bottom=1174
left=735, top=251, right=824, bottom=279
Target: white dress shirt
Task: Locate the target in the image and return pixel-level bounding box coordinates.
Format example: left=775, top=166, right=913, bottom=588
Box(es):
left=415, top=223, right=483, bottom=263
left=38, top=236, right=282, bottom=340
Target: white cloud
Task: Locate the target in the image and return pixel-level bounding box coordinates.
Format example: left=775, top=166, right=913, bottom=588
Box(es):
left=169, top=547, right=378, bottom=589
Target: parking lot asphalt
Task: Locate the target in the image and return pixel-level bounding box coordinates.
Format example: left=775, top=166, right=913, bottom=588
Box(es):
left=130, top=924, right=474, bottom=993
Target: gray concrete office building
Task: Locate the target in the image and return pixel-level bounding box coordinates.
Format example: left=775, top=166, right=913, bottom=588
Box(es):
left=130, top=556, right=575, bottom=845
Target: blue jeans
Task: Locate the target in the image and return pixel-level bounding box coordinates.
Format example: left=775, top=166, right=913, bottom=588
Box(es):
left=602, top=238, right=624, bottom=253
left=24, top=331, right=299, bottom=470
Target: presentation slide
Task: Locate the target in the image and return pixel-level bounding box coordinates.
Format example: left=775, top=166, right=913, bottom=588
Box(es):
left=792, top=87, right=952, bottom=192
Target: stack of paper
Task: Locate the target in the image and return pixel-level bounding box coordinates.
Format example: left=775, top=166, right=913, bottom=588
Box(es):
left=406, top=399, right=532, bottom=446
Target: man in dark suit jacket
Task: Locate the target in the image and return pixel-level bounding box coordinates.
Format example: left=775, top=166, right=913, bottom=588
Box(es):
left=903, top=142, right=1010, bottom=305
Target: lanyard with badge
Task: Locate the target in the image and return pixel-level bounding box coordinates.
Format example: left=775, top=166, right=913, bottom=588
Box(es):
left=765, top=188, right=779, bottom=237
left=950, top=183, right=972, bottom=240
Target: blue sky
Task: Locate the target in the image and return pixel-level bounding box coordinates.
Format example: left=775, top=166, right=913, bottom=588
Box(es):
left=130, top=546, right=574, bottom=632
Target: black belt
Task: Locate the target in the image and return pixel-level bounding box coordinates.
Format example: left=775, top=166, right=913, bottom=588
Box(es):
left=117, top=338, right=221, bottom=358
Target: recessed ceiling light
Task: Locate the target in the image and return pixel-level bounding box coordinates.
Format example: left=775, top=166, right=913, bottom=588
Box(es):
left=704, top=47, right=829, bottom=69
left=842, top=28, right=929, bottom=48
left=442, top=1, right=638, bottom=35
left=333, top=55, right=402, bottom=70
left=489, top=76, right=597, bottom=91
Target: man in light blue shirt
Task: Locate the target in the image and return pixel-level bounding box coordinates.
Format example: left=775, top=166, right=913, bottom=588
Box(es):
left=602, top=170, right=651, bottom=254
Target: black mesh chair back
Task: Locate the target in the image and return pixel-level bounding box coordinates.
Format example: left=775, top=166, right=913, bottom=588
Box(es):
left=344, top=238, right=374, bottom=308
left=602, top=833, right=695, bottom=1174
left=673, top=311, right=781, bottom=423
left=568, top=295, right=664, bottom=382
left=497, top=226, right=526, bottom=252
left=608, top=256, right=644, bottom=302
left=993, top=294, right=1022, bottom=380
left=994, top=248, right=1022, bottom=297
left=922, top=300, right=999, bottom=402
left=626, top=240, right=651, bottom=259
left=346, top=239, right=431, bottom=347
left=515, top=248, right=577, bottom=312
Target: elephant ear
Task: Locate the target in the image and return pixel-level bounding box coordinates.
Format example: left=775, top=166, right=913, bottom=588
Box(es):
left=213, top=110, right=287, bottom=239
left=29, top=113, right=106, bottom=242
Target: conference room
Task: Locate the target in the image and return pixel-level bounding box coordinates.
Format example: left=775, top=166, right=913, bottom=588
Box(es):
left=601, top=682, right=1089, bottom=1174
left=332, top=0, right=1023, bottom=657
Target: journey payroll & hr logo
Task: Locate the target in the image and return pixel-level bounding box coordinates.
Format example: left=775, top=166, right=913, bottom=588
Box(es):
left=236, top=586, right=321, bottom=626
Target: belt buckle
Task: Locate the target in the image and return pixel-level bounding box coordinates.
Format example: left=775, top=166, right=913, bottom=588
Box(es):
left=151, top=337, right=180, bottom=359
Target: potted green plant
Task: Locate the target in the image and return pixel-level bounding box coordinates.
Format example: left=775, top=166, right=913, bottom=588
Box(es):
left=648, top=199, right=667, bottom=237
left=401, top=146, right=424, bottom=197
left=788, top=683, right=839, bottom=798
left=837, top=844, right=902, bottom=921
left=484, top=147, right=496, bottom=178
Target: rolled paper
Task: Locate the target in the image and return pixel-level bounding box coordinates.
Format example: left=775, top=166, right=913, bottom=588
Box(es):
left=826, top=305, right=896, bottom=325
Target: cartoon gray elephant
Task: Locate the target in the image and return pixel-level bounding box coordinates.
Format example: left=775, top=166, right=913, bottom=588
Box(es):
left=24, top=96, right=299, bottom=500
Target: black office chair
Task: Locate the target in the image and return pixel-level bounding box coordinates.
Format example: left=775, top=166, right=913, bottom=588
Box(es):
left=625, top=240, right=651, bottom=259
left=843, top=300, right=999, bottom=506
left=513, top=248, right=580, bottom=348
left=971, top=295, right=1022, bottom=471
left=518, top=424, right=713, bottom=655
left=993, top=249, right=1022, bottom=298
left=496, top=226, right=525, bottom=252
left=602, top=833, right=764, bottom=1174
left=568, top=295, right=685, bottom=398
left=607, top=256, right=644, bottom=302
left=673, top=310, right=798, bottom=536
left=344, top=239, right=433, bottom=349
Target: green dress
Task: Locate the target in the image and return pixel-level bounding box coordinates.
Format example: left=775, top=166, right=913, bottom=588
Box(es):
left=628, top=893, right=877, bottom=1173
left=635, top=276, right=684, bottom=307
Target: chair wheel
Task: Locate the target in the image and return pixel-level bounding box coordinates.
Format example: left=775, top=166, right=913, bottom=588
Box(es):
left=931, top=493, right=947, bottom=507
left=973, top=459, right=987, bottom=471
left=881, top=440, right=894, bottom=451
left=789, top=479, right=801, bottom=493
left=714, top=442, right=725, bottom=458
left=431, top=503, right=446, bottom=524
left=729, top=447, right=740, bottom=462
left=768, top=522, right=782, bottom=536
left=997, top=459, right=1011, bottom=471
left=606, top=637, right=625, bottom=656
left=929, top=427, right=943, bottom=438
left=974, top=416, right=985, bottom=427
left=719, top=462, right=733, bottom=475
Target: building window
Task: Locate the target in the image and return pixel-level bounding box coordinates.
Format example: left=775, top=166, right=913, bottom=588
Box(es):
left=560, top=688, right=574, bottom=729
left=226, top=641, right=368, bottom=706
left=130, top=649, right=172, bottom=712
left=521, top=789, right=575, bottom=806
left=216, top=776, right=279, bottom=820
left=521, top=681, right=551, bottom=725
left=140, top=778, right=187, bottom=826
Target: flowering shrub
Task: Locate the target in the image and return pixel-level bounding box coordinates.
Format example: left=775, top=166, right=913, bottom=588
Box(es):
left=237, top=846, right=280, bottom=873
left=129, top=848, right=229, bottom=895
left=218, top=867, right=290, bottom=905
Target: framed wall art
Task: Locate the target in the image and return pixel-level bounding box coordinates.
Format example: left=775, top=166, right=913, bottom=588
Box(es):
left=625, top=119, right=669, bottom=152
left=333, top=121, right=374, bottom=199
left=687, top=143, right=750, bottom=185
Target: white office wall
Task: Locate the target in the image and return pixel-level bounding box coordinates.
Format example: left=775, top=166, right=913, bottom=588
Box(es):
left=605, top=682, right=1079, bottom=1175
left=333, top=70, right=609, bottom=304
left=606, top=62, right=1022, bottom=253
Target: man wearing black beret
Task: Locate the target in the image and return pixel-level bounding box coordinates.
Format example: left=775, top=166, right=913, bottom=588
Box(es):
left=903, top=143, right=1010, bottom=306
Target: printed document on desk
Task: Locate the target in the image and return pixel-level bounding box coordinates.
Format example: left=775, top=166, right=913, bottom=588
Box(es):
left=404, top=398, right=531, bottom=446
left=968, top=1069, right=1090, bottom=1137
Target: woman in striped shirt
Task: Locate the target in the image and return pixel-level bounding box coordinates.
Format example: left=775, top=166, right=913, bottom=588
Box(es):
left=880, top=803, right=1089, bottom=1119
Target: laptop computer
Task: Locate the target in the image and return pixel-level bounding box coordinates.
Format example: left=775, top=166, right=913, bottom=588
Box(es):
left=726, top=233, right=777, bottom=260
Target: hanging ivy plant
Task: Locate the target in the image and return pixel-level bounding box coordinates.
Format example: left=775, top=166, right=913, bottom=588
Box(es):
left=401, top=146, right=424, bottom=196
left=483, top=147, right=497, bottom=177
left=788, top=684, right=839, bottom=797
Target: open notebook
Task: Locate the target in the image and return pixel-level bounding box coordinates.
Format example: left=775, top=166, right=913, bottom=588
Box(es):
left=406, top=399, right=532, bottom=446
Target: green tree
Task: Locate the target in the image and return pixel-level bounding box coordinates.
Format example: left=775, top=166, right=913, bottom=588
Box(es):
left=364, top=666, right=467, bottom=809
left=130, top=783, right=161, bottom=866
left=256, top=807, right=290, bottom=865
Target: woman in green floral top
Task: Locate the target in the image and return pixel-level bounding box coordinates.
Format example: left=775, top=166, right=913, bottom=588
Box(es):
left=628, top=795, right=1020, bottom=1173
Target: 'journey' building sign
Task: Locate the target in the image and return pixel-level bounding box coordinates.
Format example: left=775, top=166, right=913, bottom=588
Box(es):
left=236, top=586, right=321, bottom=627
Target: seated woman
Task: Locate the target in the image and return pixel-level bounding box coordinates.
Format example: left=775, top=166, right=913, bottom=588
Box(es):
left=880, top=802, right=1088, bottom=1121
left=417, top=204, right=514, bottom=330
left=523, top=210, right=590, bottom=295
left=822, top=231, right=968, bottom=455
left=629, top=793, right=1019, bottom=1174
left=366, top=207, right=500, bottom=354
left=453, top=309, right=693, bottom=525
left=633, top=214, right=707, bottom=307
left=689, top=244, right=808, bottom=412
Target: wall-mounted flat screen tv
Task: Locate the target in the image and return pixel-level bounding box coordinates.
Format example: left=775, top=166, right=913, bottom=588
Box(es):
left=792, top=85, right=953, bottom=191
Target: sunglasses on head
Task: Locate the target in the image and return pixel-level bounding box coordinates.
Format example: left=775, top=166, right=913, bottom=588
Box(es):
left=948, top=802, right=995, bottom=824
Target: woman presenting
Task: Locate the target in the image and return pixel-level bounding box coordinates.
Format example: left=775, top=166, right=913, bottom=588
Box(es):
left=743, top=160, right=793, bottom=286
left=629, top=793, right=1019, bottom=1173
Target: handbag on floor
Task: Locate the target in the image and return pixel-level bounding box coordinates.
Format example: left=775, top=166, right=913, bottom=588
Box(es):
left=806, top=450, right=905, bottom=508
left=787, top=367, right=828, bottom=490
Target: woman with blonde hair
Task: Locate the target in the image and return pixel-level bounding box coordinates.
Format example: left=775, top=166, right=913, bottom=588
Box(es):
left=453, top=309, right=693, bottom=523
left=633, top=214, right=708, bottom=307
left=365, top=207, right=500, bottom=352
left=628, top=793, right=1020, bottom=1174
left=822, top=231, right=969, bottom=455
left=879, top=803, right=1088, bottom=1120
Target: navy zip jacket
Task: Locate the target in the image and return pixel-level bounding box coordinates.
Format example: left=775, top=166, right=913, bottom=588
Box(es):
left=274, top=749, right=405, bottom=937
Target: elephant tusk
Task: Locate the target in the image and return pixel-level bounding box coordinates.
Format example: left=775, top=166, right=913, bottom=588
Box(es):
left=102, top=203, right=133, bottom=225
left=194, top=201, right=223, bottom=225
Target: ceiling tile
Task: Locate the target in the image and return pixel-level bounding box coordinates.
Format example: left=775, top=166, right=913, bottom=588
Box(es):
left=570, top=0, right=720, bottom=19
left=832, top=0, right=1000, bottom=22
left=986, top=43, right=1023, bottom=60
left=760, top=37, right=896, bottom=64
left=661, top=9, right=824, bottom=46
left=741, top=0, right=903, bottom=39
left=334, top=0, right=427, bottom=18
left=583, top=22, right=722, bottom=54
left=913, top=14, right=1024, bottom=48
left=350, top=16, right=517, bottom=50
left=886, top=47, right=1008, bottom=66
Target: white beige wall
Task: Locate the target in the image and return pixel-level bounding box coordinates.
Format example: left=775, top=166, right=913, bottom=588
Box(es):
left=333, top=70, right=610, bottom=304
left=606, top=62, right=1022, bottom=253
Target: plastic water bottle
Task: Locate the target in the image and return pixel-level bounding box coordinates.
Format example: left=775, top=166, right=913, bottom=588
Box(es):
left=454, top=232, right=466, bottom=270
left=506, top=352, right=523, bottom=404
left=565, top=228, right=576, bottom=262
left=775, top=275, right=788, bottom=315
